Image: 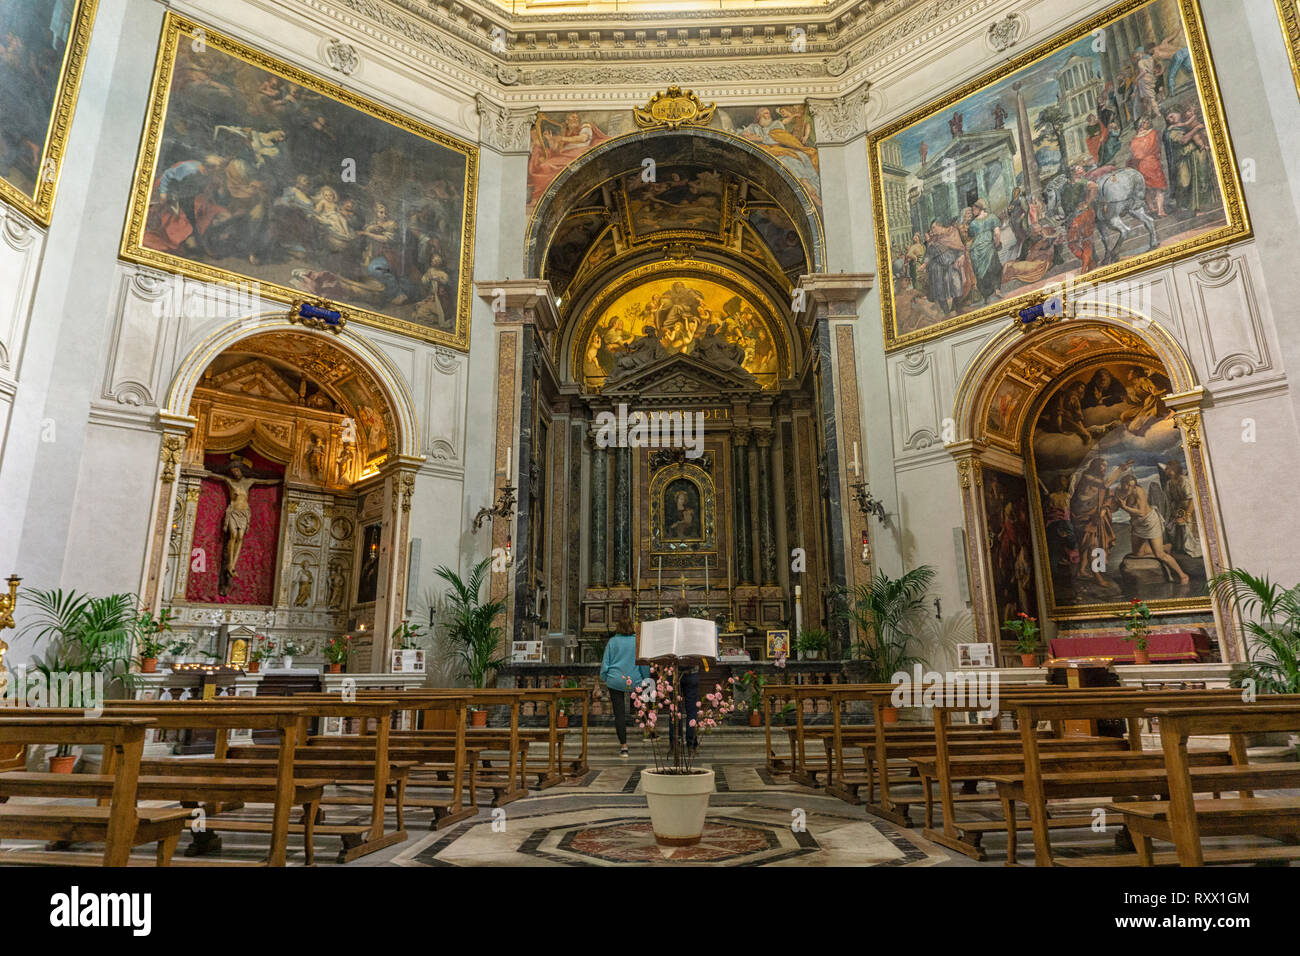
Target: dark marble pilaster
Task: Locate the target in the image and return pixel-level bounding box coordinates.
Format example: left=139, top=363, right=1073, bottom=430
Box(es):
left=755, top=428, right=777, bottom=585
left=732, top=428, right=754, bottom=585
left=612, top=446, right=632, bottom=586
left=589, top=435, right=609, bottom=587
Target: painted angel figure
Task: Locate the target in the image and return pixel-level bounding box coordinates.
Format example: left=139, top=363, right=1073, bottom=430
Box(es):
left=204, top=455, right=282, bottom=578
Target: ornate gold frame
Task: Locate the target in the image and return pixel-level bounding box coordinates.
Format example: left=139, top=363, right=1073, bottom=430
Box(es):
left=649, top=461, right=717, bottom=555
left=119, top=13, right=478, bottom=349
left=1022, top=352, right=1213, bottom=620
left=569, top=258, right=793, bottom=386
left=1276, top=0, right=1300, bottom=99
left=868, top=0, right=1250, bottom=352
left=0, top=0, right=98, bottom=225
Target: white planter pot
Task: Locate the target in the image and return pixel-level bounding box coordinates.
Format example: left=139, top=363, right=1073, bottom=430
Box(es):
left=642, top=768, right=715, bottom=846
left=281, top=656, right=294, bottom=670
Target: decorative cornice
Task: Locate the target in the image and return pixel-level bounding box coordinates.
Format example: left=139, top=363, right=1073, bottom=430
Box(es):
left=475, top=95, right=538, bottom=153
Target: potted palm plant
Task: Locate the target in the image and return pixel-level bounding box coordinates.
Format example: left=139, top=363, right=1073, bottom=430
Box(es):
left=434, top=559, right=506, bottom=726
left=1210, top=570, right=1300, bottom=694
left=796, top=627, right=830, bottom=661
left=19, top=588, right=137, bottom=771
left=1118, top=599, right=1153, bottom=665
left=843, top=566, right=936, bottom=723
left=1002, top=612, right=1041, bottom=667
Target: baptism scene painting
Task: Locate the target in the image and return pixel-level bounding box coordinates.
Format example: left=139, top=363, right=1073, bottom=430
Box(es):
left=870, top=0, right=1247, bottom=349
left=579, top=276, right=781, bottom=391
left=1029, top=359, right=1207, bottom=615
left=122, top=14, right=476, bottom=347
left=0, top=0, right=96, bottom=223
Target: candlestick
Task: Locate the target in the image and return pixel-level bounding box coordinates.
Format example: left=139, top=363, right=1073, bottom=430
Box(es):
left=634, top=549, right=640, bottom=622
left=704, top=555, right=710, bottom=600
left=852, top=441, right=861, bottom=478
left=505, top=445, right=511, bottom=478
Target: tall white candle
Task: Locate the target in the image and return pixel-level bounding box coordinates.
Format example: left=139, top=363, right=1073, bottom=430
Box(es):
left=505, top=446, right=511, bottom=477
left=852, top=441, right=861, bottom=478
left=704, top=555, right=710, bottom=597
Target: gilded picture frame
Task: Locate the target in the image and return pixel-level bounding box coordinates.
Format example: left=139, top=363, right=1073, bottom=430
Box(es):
left=868, top=0, right=1249, bottom=352
left=120, top=13, right=477, bottom=349
left=0, top=0, right=99, bottom=225
left=649, top=462, right=716, bottom=555
left=1276, top=0, right=1300, bottom=99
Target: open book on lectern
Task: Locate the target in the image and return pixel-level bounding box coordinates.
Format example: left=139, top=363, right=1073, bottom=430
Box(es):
left=637, top=616, right=718, bottom=662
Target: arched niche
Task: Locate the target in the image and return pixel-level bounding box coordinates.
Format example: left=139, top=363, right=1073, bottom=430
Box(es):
left=142, top=313, right=425, bottom=672
left=524, top=127, right=826, bottom=282
left=948, top=308, right=1240, bottom=663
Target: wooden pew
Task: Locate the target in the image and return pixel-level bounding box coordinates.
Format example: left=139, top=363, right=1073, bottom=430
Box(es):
left=0, top=715, right=191, bottom=866
left=1002, top=694, right=1300, bottom=866
left=98, top=702, right=323, bottom=866
left=1114, top=703, right=1300, bottom=866
left=114, top=697, right=414, bottom=861
left=923, top=690, right=1242, bottom=861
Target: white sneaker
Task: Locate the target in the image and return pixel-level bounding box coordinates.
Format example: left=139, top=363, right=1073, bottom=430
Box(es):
left=619, top=746, right=629, bottom=758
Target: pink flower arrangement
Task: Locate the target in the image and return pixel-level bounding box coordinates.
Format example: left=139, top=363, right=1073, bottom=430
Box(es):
left=628, top=665, right=740, bottom=775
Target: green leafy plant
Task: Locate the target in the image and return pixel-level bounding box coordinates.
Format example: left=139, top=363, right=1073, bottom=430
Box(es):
left=18, top=588, right=138, bottom=694
left=434, top=558, right=506, bottom=690
left=1117, top=599, right=1152, bottom=651
left=738, top=670, right=767, bottom=711
left=1210, top=570, right=1300, bottom=694
left=280, top=637, right=310, bottom=658
left=842, top=566, right=937, bottom=684
left=323, top=634, right=352, bottom=666
left=556, top=676, right=580, bottom=715
left=1002, top=612, right=1041, bottom=655
left=796, top=627, right=830, bottom=655
left=391, top=620, right=427, bottom=650
left=135, top=607, right=186, bottom=660
left=249, top=635, right=276, bottom=663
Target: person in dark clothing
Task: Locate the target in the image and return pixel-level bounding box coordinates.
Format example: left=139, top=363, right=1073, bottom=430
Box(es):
left=666, top=598, right=701, bottom=752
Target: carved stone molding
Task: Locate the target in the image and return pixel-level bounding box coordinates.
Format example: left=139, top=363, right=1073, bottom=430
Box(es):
left=805, top=81, right=871, bottom=145
left=985, top=12, right=1025, bottom=53
left=323, top=37, right=360, bottom=75
left=475, top=95, right=538, bottom=153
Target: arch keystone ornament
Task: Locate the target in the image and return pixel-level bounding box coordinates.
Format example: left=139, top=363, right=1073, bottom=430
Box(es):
left=634, top=87, right=716, bottom=131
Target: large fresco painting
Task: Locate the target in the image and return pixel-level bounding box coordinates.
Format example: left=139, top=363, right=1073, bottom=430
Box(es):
left=121, top=14, right=477, bottom=348
left=579, top=274, right=781, bottom=391
left=1277, top=0, right=1300, bottom=102
left=868, top=0, right=1248, bottom=350
left=624, top=166, right=725, bottom=236
left=982, top=467, right=1041, bottom=623
left=0, top=0, right=97, bottom=224
left=1029, top=359, right=1209, bottom=616
left=525, top=102, right=820, bottom=213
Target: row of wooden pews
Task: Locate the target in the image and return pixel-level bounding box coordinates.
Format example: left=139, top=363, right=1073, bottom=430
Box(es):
left=0, top=682, right=594, bottom=866
left=765, top=680, right=1300, bottom=866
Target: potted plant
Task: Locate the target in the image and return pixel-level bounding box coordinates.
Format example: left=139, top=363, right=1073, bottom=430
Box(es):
left=19, top=589, right=137, bottom=769
left=1211, top=570, right=1300, bottom=694
left=555, top=676, right=580, bottom=728
left=843, top=566, right=936, bottom=723
left=629, top=667, right=738, bottom=845
left=738, top=670, right=767, bottom=726
left=1118, top=599, right=1153, bottom=665
left=1002, top=612, right=1041, bottom=667
left=434, top=559, right=506, bottom=727
left=323, top=634, right=352, bottom=674
left=135, top=607, right=178, bottom=673
left=280, top=637, right=309, bottom=670
left=796, top=627, right=830, bottom=661
left=248, top=635, right=275, bottom=673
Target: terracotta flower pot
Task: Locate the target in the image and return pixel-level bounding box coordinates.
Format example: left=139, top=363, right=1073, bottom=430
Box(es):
left=49, top=755, right=76, bottom=774
left=327, top=663, right=342, bottom=674
left=248, top=661, right=261, bottom=673
left=557, top=714, right=569, bottom=728
left=1020, top=653, right=1037, bottom=667
left=748, top=710, right=761, bottom=727
left=642, top=769, right=715, bottom=846
left=140, top=658, right=158, bottom=674
left=1133, top=646, right=1151, bottom=665
left=470, top=710, right=488, bottom=727
left=880, top=706, right=900, bottom=725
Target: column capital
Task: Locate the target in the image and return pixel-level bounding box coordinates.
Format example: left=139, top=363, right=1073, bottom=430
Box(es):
left=795, top=273, right=876, bottom=330
left=474, top=96, right=538, bottom=155
left=476, top=280, right=560, bottom=332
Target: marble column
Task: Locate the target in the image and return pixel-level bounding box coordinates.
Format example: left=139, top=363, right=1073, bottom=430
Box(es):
left=612, top=446, right=632, bottom=586
left=755, top=429, right=778, bottom=585
left=732, top=428, right=754, bottom=585
left=588, top=434, right=609, bottom=587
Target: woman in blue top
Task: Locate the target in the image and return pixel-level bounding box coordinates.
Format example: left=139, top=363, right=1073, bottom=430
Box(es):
left=600, top=616, right=651, bottom=758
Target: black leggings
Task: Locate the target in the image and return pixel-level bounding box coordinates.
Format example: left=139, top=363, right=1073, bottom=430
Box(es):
left=609, top=689, right=630, bottom=745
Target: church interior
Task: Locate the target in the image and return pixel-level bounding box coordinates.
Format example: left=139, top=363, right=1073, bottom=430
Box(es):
left=1, top=0, right=1300, bottom=888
